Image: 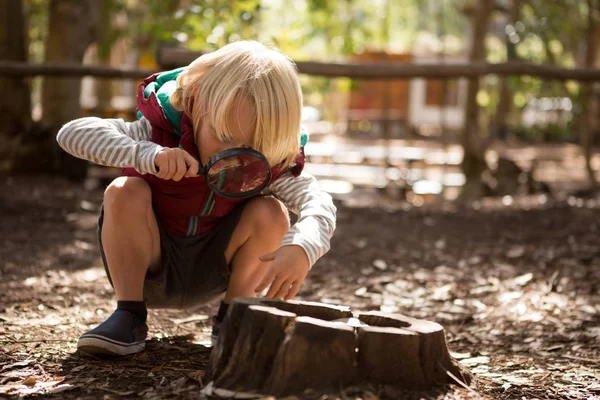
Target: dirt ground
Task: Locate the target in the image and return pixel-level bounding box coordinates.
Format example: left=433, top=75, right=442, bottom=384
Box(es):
left=0, top=173, right=599, bottom=400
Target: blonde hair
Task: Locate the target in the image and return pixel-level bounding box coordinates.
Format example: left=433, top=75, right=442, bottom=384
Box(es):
left=170, top=40, right=303, bottom=169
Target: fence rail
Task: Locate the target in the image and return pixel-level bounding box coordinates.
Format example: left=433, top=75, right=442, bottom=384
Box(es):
left=2, top=60, right=600, bottom=81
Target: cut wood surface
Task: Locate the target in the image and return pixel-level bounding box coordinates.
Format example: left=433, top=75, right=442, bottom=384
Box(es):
left=209, top=298, right=472, bottom=396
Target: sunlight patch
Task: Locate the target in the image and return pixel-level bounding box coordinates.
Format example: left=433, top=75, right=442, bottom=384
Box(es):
left=73, top=266, right=105, bottom=282
left=318, top=179, right=354, bottom=194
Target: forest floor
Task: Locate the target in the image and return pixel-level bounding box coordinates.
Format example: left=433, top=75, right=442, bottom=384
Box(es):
left=0, top=174, right=599, bottom=400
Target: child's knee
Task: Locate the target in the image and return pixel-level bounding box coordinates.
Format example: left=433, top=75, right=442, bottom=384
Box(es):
left=104, top=177, right=152, bottom=216
left=245, top=196, right=289, bottom=235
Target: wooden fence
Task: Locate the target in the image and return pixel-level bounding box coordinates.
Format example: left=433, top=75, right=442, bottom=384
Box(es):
left=2, top=56, right=597, bottom=191
left=2, top=59, right=600, bottom=81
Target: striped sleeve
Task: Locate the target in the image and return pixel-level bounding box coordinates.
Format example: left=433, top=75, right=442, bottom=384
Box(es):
left=56, top=117, right=163, bottom=174
left=268, top=170, right=337, bottom=268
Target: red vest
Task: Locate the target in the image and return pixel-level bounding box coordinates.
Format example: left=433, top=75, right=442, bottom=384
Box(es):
left=121, top=73, right=305, bottom=237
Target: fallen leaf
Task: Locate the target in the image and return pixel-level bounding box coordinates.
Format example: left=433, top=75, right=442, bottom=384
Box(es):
left=450, top=352, right=472, bottom=360
left=460, top=356, right=490, bottom=366
left=372, top=259, right=387, bottom=270
left=172, top=315, right=209, bottom=324
left=189, top=370, right=205, bottom=384
left=507, top=246, right=526, bottom=258
left=70, top=365, right=86, bottom=373
left=1, top=360, right=33, bottom=372
left=22, top=376, right=36, bottom=386
left=588, top=383, right=600, bottom=393
left=47, top=384, right=74, bottom=394
left=511, top=273, right=533, bottom=287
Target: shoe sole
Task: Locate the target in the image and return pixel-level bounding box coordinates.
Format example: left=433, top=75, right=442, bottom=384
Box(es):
left=77, top=334, right=145, bottom=356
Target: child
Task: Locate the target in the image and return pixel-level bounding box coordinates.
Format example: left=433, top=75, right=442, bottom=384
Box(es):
left=56, top=40, right=336, bottom=356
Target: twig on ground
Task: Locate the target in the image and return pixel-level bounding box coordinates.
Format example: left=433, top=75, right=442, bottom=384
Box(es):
left=0, top=339, right=73, bottom=344
left=562, top=355, right=600, bottom=364
left=442, top=363, right=477, bottom=394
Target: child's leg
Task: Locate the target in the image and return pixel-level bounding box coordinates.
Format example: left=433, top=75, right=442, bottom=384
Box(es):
left=101, top=176, right=161, bottom=300
left=78, top=176, right=160, bottom=356
left=209, top=196, right=289, bottom=345
left=224, top=196, right=290, bottom=301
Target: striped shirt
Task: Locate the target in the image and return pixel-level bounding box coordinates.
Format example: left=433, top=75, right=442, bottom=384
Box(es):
left=56, top=117, right=336, bottom=267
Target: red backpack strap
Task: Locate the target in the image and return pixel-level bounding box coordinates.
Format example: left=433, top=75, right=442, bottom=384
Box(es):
left=271, top=148, right=306, bottom=182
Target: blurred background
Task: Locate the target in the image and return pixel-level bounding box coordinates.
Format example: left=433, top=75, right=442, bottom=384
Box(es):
left=2, top=3, right=600, bottom=398
left=1, top=0, right=599, bottom=204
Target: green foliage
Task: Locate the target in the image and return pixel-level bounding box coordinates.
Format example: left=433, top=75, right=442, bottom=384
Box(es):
left=516, top=121, right=576, bottom=143
left=120, top=0, right=262, bottom=51
left=22, top=0, right=471, bottom=65
left=20, top=0, right=599, bottom=134
left=474, top=0, right=595, bottom=125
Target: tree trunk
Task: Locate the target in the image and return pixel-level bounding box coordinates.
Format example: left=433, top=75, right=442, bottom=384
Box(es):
left=10, top=0, right=100, bottom=179
left=581, top=0, right=599, bottom=187
left=94, top=0, right=113, bottom=113
left=0, top=0, right=31, bottom=140
left=460, top=0, right=495, bottom=200
left=41, top=0, right=100, bottom=126
left=492, top=0, right=522, bottom=142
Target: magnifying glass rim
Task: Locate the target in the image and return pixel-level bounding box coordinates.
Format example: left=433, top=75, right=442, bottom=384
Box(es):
left=204, top=147, right=272, bottom=198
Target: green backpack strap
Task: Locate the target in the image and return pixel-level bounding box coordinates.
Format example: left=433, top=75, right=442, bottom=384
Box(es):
left=139, top=67, right=186, bottom=135
left=300, top=125, right=309, bottom=147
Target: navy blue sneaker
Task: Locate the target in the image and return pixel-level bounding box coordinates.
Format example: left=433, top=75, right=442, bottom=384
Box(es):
left=77, top=310, right=148, bottom=356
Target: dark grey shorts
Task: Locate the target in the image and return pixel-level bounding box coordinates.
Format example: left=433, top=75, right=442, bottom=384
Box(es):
left=98, top=204, right=246, bottom=309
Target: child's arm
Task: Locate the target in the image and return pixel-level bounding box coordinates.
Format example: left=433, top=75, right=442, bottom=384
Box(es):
left=269, top=170, right=337, bottom=267
left=254, top=170, right=336, bottom=299
left=56, top=117, right=162, bottom=174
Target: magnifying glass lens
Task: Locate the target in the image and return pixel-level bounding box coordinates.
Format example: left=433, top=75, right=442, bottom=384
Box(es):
left=207, top=153, right=271, bottom=197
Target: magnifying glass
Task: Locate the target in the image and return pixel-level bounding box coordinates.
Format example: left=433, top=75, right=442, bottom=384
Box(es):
left=199, top=148, right=272, bottom=198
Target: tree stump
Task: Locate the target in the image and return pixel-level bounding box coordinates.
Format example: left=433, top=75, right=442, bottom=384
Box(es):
left=263, top=316, right=358, bottom=396
left=213, top=305, right=296, bottom=391
left=208, top=298, right=472, bottom=396
left=356, top=311, right=471, bottom=388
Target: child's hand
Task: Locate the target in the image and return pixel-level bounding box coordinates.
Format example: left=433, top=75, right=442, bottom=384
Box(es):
left=154, top=148, right=199, bottom=181
left=255, top=245, right=310, bottom=300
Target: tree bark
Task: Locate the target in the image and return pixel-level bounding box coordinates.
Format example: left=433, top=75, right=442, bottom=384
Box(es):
left=357, top=311, right=471, bottom=388
left=581, top=0, right=599, bottom=187
left=209, top=298, right=472, bottom=396
left=209, top=298, right=353, bottom=383
left=94, top=0, right=114, bottom=113
left=9, top=0, right=102, bottom=179
left=0, top=0, right=31, bottom=140
left=264, top=316, right=358, bottom=396
left=41, top=0, right=100, bottom=126
left=460, top=0, right=496, bottom=200
left=214, top=305, right=296, bottom=393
